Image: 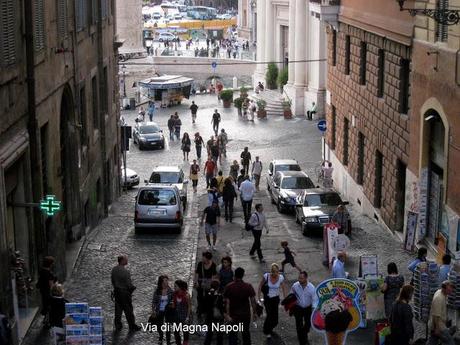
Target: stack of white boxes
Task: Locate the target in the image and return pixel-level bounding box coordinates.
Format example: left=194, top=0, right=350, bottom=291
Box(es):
left=64, top=303, right=104, bottom=345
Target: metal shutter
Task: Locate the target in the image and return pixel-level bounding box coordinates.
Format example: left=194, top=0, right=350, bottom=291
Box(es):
left=34, top=0, right=45, bottom=51
left=436, top=0, right=449, bottom=42
left=57, top=0, right=68, bottom=40
left=0, top=0, right=16, bottom=66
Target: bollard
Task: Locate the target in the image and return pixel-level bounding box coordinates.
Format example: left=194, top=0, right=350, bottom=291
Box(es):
left=233, top=76, right=238, bottom=90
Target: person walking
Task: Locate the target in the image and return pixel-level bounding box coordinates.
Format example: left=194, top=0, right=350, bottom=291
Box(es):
left=190, top=101, right=198, bottom=124
left=210, top=140, right=220, bottom=164
left=204, top=280, right=225, bottom=345
left=111, top=255, right=140, bottom=331
left=181, top=132, right=191, bottom=161
left=240, top=147, right=252, bottom=175
left=218, top=129, right=228, bottom=162
left=37, top=256, right=57, bottom=327
left=291, top=271, right=318, bottom=345
left=222, top=177, right=237, bottom=222
left=249, top=100, right=257, bottom=121
left=257, top=263, right=288, bottom=338
left=190, top=159, right=200, bottom=193
left=321, top=160, right=334, bottom=188
left=239, top=176, right=256, bottom=224
left=174, top=113, right=182, bottom=140
left=201, top=201, right=221, bottom=251
left=251, top=156, right=263, bottom=191
left=331, top=204, right=350, bottom=235
left=382, top=262, right=404, bottom=319
left=248, top=204, right=268, bottom=263
left=237, top=169, right=246, bottom=188
left=230, top=160, right=240, bottom=181
left=206, top=136, right=214, bottom=157
left=167, top=115, right=175, bottom=141
left=280, top=241, right=301, bottom=273
left=152, top=275, right=174, bottom=343
left=194, top=251, right=218, bottom=318
left=204, top=157, right=216, bottom=188
left=224, top=267, right=258, bottom=345
left=242, top=98, right=249, bottom=120
left=331, top=252, right=347, bottom=278
left=428, top=281, right=456, bottom=345
left=215, top=170, right=225, bottom=194
left=218, top=256, right=234, bottom=291
left=172, top=280, right=191, bottom=345
left=148, top=101, right=156, bottom=121
left=138, top=107, right=146, bottom=122
left=389, top=285, right=415, bottom=345
left=194, top=132, right=204, bottom=160
left=211, top=109, right=221, bottom=136
left=408, top=247, right=428, bottom=285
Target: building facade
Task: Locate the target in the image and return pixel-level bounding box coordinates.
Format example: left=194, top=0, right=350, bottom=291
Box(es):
left=0, top=0, right=121, bottom=343
left=237, top=0, right=257, bottom=43
left=194, top=0, right=238, bottom=10
left=116, top=0, right=144, bottom=55
left=406, top=0, right=460, bottom=255
left=253, top=0, right=329, bottom=118
left=324, top=0, right=415, bottom=235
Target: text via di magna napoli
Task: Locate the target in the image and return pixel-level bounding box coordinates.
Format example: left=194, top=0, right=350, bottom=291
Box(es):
left=140, top=322, right=244, bottom=334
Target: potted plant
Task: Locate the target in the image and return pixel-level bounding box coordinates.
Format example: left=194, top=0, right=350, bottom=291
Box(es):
left=234, top=97, right=244, bottom=116
left=220, top=89, right=234, bottom=108
left=240, top=85, right=249, bottom=98
left=265, top=62, right=279, bottom=90
left=282, top=99, right=292, bottom=119
left=278, top=67, right=289, bottom=91
left=256, top=99, right=267, bottom=118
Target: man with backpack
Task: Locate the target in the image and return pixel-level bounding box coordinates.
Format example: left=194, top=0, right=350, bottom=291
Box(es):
left=211, top=109, right=221, bottom=136
left=247, top=204, right=268, bottom=263
left=190, top=101, right=199, bottom=124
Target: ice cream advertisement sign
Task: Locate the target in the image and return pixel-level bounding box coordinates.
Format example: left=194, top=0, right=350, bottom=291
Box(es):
left=311, top=279, right=362, bottom=345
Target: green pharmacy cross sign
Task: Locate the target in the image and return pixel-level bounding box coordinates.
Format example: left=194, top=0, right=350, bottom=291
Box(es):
left=39, top=195, right=62, bottom=216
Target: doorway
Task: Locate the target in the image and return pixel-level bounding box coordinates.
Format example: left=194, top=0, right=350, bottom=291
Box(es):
left=395, top=160, right=407, bottom=232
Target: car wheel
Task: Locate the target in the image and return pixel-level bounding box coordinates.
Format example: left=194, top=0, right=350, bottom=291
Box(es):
left=139, top=143, right=143, bottom=151
left=302, top=224, right=310, bottom=236
left=277, top=200, right=283, bottom=213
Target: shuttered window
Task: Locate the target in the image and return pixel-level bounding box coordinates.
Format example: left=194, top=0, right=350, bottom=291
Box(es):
left=0, top=0, right=16, bottom=66
left=436, top=0, right=448, bottom=42
left=34, top=0, right=45, bottom=51
left=91, top=0, right=97, bottom=24
left=76, top=0, right=86, bottom=31
left=57, top=0, right=68, bottom=40
left=101, top=0, right=108, bottom=19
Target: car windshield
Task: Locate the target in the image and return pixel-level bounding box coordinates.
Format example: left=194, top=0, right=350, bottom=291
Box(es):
left=304, top=193, right=342, bottom=207
left=281, top=176, right=314, bottom=189
left=138, top=189, right=177, bottom=206
left=276, top=164, right=301, bottom=173
left=139, top=125, right=160, bottom=134
left=150, top=172, right=181, bottom=183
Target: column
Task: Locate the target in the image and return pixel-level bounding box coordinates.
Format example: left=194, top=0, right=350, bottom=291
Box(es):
left=256, top=0, right=266, bottom=73
left=264, top=0, right=274, bottom=63
left=287, top=0, right=296, bottom=85
left=294, top=0, right=306, bottom=86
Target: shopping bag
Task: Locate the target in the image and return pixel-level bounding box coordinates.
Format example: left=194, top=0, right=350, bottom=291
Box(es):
left=374, top=321, right=391, bottom=345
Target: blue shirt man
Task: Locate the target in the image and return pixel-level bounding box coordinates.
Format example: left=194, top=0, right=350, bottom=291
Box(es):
left=147, top=102, right=155, bottom=121
left=332, top=252, right=347, bottom=279
left=438, top=254, right=452, bottom=283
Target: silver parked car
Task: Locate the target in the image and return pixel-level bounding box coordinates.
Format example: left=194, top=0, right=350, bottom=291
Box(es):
left=133, top=122, right=165, bottom=150
left=266, top=159, right=302, bottom=191
left=269, top=171, right=315, bottom=213
left=147, top=166, right=188, bottom=208
left=134, top=185, right=183, bottom=232
left=121, top=167, right=140, bottom=188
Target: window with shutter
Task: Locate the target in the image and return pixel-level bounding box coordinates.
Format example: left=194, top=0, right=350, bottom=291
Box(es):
left=76, top=0, right=86, bottom=31
left=101, top=0, right=108, bottom=19
left=91, top=0, right=97, bottom=24
left=57, top=0, right=68, bottom=40
left=0, top=0, right=17, bottom=66
left=435, top=0, right=448, bottom=42
left=34, top=0, right=45, bottom=51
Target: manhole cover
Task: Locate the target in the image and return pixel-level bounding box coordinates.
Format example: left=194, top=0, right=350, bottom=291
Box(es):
left=87, top=243, right=103, bottom=251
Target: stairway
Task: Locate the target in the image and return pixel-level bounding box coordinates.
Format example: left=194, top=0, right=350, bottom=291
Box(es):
left=249, top=89, right=286, bottom=116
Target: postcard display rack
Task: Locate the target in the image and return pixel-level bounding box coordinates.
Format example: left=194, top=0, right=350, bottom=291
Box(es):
left=413, top=262, right=439, bottom=323
left=64, top=303, right=104, bottom=345
left=447, top=267, right=460, bottom=309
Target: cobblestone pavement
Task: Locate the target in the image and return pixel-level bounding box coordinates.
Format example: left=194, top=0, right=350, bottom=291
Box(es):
left=23, top=93, right=429, bottom=345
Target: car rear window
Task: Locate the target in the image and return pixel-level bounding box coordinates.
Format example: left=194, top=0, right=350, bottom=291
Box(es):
left=139, top=125, right=160, bottom=134
left=281, top=176, right=314, bottom=189
left=149, top=172, right=181, bottom=183
left=276, top=164, right=301, bottom=173
left=138, top=189, right=177, bottom=206
left=304, top=193, right=342, bottom=207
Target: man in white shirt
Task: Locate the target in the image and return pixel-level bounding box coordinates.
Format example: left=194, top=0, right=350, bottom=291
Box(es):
left=251, top=157, right=263, bottom=191
left=239, top=176, right=256, bottom=224
left=428, top=280, right=455, bottom=345
left=248, top=204, right=268, bottom=263
left=291, top=271, right=317, bottom=345
left=332, top=252, right=347, bottom=279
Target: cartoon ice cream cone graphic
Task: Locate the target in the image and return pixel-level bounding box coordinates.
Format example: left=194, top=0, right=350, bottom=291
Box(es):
left=326, top=330, right=346, bottom=345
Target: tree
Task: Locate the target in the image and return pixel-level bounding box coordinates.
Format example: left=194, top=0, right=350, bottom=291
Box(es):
left=277, top=67, right=289, bottom=89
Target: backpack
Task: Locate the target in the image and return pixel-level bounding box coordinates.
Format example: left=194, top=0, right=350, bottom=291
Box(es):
left=245, top=213, right=260, bottom=231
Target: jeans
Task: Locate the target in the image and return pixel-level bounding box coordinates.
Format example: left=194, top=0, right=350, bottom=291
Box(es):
left=224, top=199, right=234, bottom=221
left=196, top=145, right=202, bottom=159
left=169, top=129, right=174, bottom=140
left=174, top=329, right=189, bottom=345
left=263, top=296, right=280, bottom=335
left=253, top=174, right=261, bottom=189
left=175, top=128, right=181, bottom=140
left=114, top=289, right=136, bottom=329
left=206, top=173, right=213, bottom=188
left=213, top=122, right=219, bottom=135
left=228, top=320, right=251, bottom=345
left=294, top=305, right=312, bottom=345
left=241, top=199, right=253, bottom=224
left=428, top=328, right=456, bottom=345
left=242, top=163, right=250, bottom=175
left=156, top=310, right=171, bottom=342
left=249, top=230, right=263, bottom=259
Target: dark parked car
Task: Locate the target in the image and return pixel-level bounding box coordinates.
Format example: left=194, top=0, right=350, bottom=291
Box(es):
left=269, top=171, right=315, bottom=213
left=295, top=189, right=349, bottom=236
left=133, top=122, right=165, bottom=150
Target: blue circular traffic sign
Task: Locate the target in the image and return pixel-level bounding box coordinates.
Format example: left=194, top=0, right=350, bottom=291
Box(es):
left=317, top=120, right=327, bottom=132
left=211, top=61, right=217, bottom=69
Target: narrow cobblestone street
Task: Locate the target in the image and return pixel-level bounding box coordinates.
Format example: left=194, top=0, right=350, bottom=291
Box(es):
left=24, top=94, right=421, bottom=345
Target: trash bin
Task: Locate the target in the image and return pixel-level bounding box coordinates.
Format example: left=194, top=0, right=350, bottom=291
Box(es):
left=129, top=98, right=136, bottom=110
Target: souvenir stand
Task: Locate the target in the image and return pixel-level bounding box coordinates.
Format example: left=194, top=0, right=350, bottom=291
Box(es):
left=58, top=303, right=104, bottom=345
left=139, top=75, right=194, bottom=108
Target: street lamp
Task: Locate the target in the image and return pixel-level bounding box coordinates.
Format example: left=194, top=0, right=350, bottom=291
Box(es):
left=396, top=0, right=460, bottom=25
left=121, top=64, right=127, bottom=98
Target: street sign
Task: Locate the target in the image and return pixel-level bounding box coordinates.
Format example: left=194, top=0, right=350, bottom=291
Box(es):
left=317, top=120, right=327, bottom=132
left=39, top=195, right=61, bottom=216
left=211, top=61, right=217, bottom=69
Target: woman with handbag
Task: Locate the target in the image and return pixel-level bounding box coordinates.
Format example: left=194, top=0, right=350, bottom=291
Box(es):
left=257, top=263, right=288, bottom=339
left=172, top=280, right=191, bottom=345
left=152, top=275, right=174, bottom=344
left=194, top=251, right=218, bottom=319
left=181, top=132, right=191, bottom=161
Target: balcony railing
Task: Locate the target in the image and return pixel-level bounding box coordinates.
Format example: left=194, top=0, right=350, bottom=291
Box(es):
left=310, top=0, right=340, bottom=5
